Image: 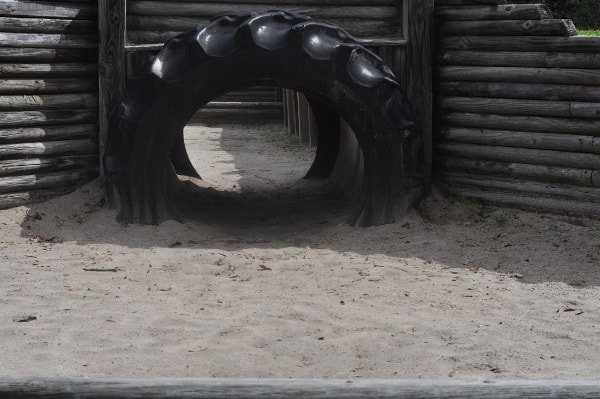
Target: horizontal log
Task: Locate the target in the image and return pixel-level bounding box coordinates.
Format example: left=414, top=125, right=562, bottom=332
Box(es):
left=0, top=78, right=97, bottom=94
left=126, top=16, right=400, bottom=39
left=437, top=156, right=596, bottom=187
left=438, top=172, right=600, bottom=204
left=158, top=0, right=397, bottom=3
left=436, top=81, right=600, bottom=103
left=439, top=112, right=600, bottom=136
left=437, top=66, right=600, bottom=86
left=435, top=4, right=552, bottom=21
left=441, top=184, right=600, bottom=217
left=3, top=378, right=600, bottom=399
left=0, top=109, right=98, bottom=127
left=0, top=2, right=97, bottom=20
left=126, top=23, right=401, bottom=45
left=439, top=35, right=600, bottom=52
left=202, top=101, right=282, bottom=110
left=438, top=19, right=577, bottom=37
left=0, top=139, right=97, bottom=160
left=0, top=124, right=97, bottom=143
left=0, top=32, right=97, bottom=48
left=437, top=96, right=600, bottom=119
left=438, top=50, right=600, bottom=69
left=0, top=154, right=97, bottom=177
left=0, top=169, right=97, bottom=194
left=0, top=63, right=97, bottom=77
left=0, top=191, right=29, bottom=208
left=128, top=2, right=399, bottom=20
left=438, top=127, right=600, bottom=154
left=0, top=48, right=97, bottom=62
left=437, top=142, right=600, bottom=170
left=435, top=0, right=507, bottom=4
left=0, top=93, right=97, bottom=111
left=0, top=17, right=96, bottom=34
left=0, top=185, right=86, bottom=209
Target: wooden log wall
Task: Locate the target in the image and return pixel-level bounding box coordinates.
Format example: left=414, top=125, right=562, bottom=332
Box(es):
left=434, top=0, right=600, bottom=218
left=0, top=0, right=98, bottom=209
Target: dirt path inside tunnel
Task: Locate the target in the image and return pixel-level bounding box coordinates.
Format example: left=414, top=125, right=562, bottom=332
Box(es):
left=0, top=122, right=599, bottom=380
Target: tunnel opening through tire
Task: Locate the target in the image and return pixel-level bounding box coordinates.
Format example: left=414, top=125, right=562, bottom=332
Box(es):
left=174, top=86, right=365, bottom=226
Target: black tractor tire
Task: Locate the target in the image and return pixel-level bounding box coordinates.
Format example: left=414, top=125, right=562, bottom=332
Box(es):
left=104, top=10, right=423, bottom=226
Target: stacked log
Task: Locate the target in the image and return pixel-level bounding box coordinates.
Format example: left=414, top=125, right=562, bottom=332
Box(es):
left=0, top=0, right=98, bottom=209
left=434, top=0, right=600, bottom=217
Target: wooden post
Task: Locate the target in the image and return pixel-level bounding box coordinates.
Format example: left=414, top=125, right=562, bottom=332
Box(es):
left=98, top=0, right=126, bottom=181
left=403, top=0, right=434, bottom=194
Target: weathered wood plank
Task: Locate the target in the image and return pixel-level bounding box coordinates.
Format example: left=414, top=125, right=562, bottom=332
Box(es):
left=0, top=32, right=97, bottom=48
left=2, top=378, right=600, bottom=399
left=438, top=156, right=596, bottom=187
left=402, top=0, right=433, bottom=192
left=0, top=154, right=97, bottom=176
left=438, top=19, right=577, bottom=36
left=0, top=63, right=97, bottom=77
left=0, top=139, right=97, bottom=159
left=162, top=0, right=397, bottom=3
left=0, top=1, right=97, bottom=19
left=128, top=2, right=400, bottom=20
left=0, top=78, right=97, bottom=94
left=0, top=93, right=98, bottom=111
left=126, top=17, right=400, bottom=42
left=437, top=142, right=600, bottom=170
left=437, top=66, right=600, bottom=86
left=439, top=172, right=600, bottom=204
left=439, top=35, right=600, bottom=52
left=435, top=4, right=552, bottom=21
left=0, top=124, right=97, bottom=143
left=99, top=0, right=126, bottom=183
left=438, top=127, right=600, bottom=154
left=439, top=50, right=600, bottom=69
left=0, top=109, right=98, bottom=127
left=435, top=0, right=506, bottom=4
left=0, top=16, right=96, bottom=33
left=442, top=184, right=600, bottom=217
left=0, top=169, right=97, bottom=194
left=437, top=96, right=600, bottom=119
left=436, top=81, right=600, bottom=103
left=439, top=112, right=600, bottom=136
left=0, top=48, right=96, bottom=62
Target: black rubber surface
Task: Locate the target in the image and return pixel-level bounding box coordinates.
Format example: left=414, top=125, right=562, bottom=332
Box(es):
left=104, top=11, right=423, bottom=226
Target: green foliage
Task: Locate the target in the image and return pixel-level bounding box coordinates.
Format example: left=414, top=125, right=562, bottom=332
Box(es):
left=541, top=0, right=600, bottom=29
left=512, top=0, right=600, bottom=29
left=578, top=30, right=600, bottom=36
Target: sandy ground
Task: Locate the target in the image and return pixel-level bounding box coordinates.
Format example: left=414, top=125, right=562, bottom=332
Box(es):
left=1, top=122, right=599, bottom=380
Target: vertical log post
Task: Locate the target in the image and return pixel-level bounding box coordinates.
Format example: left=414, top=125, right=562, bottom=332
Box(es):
left=98, top=0, right=126, bottom=183
left=403, top=0, right=433, bottom=193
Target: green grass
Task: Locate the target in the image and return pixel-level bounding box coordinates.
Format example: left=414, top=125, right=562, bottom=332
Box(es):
left=579, top=30, right=600, bottom=36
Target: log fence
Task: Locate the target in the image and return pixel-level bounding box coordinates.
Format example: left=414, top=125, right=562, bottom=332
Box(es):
left=434, top=0, right=600, bottom=217
left=0, top=0, right=99, bottom=209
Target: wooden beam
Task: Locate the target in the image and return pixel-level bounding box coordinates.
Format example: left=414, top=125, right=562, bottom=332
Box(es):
left=0, top=109, right=98, bottom=127
left=438, top=19, right=577, bottom=37
left=0, top=139, right=97, bottom=160
left=437, top=66, right=600, bottom=86
left=0, top=1, right=97, bottom=19
left=0, top=63, right=97, bottom=77
left=0, top=32, right=97, bottom=48
left=2, top=378, right=600, bottom=398
left=438, top=50, right=600, bottom=69
left=435, top=4, right=552, bottom=21
left=0, top=169, right=97, bottom=194
left=98, top=0, right=127, bottom=182
left=439, top=35, right=600, bottom=52
left=403, top=0, right=434, bottom=193
left=0, top=155, right=97, bottom=177
left=438, top=156, right=596, bottom=187
left=0, top=78, right=97, bottom=94
left=0, top=124, right=97, bottom=143
left=0, top=93, right=98, bottom=111
left=437, top=96, right=600, bottom=119
left=439, top=111, right=600, bottom=135
left=0, top=16, right=96, bottom=33
left=436, top=81, right=600, bottom=103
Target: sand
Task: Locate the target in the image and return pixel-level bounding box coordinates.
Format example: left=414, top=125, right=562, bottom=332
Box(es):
left=1, top=122, right=599, bottom=380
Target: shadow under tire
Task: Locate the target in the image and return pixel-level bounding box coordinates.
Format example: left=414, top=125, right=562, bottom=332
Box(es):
left=104, top=11, right=423, bottom=227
